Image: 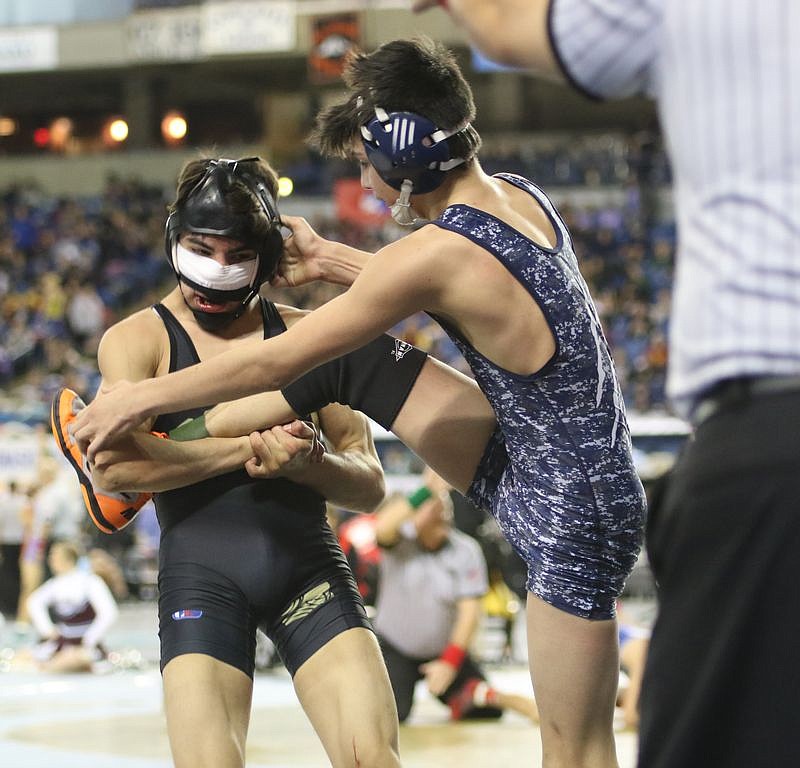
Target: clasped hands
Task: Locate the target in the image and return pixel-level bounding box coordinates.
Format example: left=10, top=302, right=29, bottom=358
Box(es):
left=245, top=419, right=326, bottom=479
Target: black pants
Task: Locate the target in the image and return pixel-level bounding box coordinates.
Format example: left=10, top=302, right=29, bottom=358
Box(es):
left=379, top=636, right=502, bottom=723
left=0, top=543, right=21, bottom=616
left=639, top=390, right=800, bottom=768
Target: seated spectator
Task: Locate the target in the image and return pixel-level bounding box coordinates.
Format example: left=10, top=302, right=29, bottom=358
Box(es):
left=23, top=540, right=118, bottom=673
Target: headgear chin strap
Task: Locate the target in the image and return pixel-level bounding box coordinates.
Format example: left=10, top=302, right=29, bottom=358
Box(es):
left=390, top=180, right=422, bottom=227
left=361, top=107, right=469, bottom=224
left=165, top=157, right=284, bottom=327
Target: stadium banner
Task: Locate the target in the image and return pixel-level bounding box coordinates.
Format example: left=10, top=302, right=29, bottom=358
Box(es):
left=134, top=0, right=197, bottom=7
left=0, top=26, right=57, bottom=72
left=126, top=7, right=203, bottom=62
left=202, top=1, right=296, bottom=55
left=308, top=13, right=360, bottom=85
left=0, top=433, right=40, bottom=483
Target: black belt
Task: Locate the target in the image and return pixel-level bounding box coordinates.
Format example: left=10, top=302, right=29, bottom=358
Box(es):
left=691, top=375, right=800, bottom=427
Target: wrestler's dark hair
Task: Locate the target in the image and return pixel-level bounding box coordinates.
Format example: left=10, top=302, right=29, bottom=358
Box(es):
left=310, top=36, right=481, bottom=164
left=168, top=156, right=280, bottom=248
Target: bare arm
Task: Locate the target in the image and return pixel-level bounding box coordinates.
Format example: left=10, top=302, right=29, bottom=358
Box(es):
left=374, top=493, right=417, bottom=547
left=375, top=480, right=452, bottom=547
left=448, top=596, right=483, bottom=652
left=74, top=237, right=433, bottom=461
left=91, top=430, right=253, bottom=494
left=273, top=215, right=373, bottom=288
left=375, top=469, right=452, bottom=545
left=421, top=596, right=484, bottom=696
left=412, top=0, right=561, bottom=75
left=247, top=405, right=385, bottom=512
left=26, top=580, right=58, bottom=640
left=89, top=312, right=254, bottom=493
left=203, top=392, right=296, bottom=438
left=228, top=304, right=382, bottom=510
left=163, top=376, right=385, bottom=510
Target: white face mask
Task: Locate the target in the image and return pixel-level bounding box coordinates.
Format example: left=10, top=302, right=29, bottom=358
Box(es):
left=173, top=242, right=259, bottom=292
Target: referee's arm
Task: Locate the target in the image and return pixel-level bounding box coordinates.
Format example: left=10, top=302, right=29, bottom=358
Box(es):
left=374, top=492, right=417, bottom=548
left=413, top=0, right=561, bottom=76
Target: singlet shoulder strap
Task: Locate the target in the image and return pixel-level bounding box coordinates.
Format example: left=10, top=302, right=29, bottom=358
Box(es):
left=151, top=303, right=200, bottom=371
left=151, top=299, right=287, bottom=371
left=260, top=297, right=288, bottom=338
left=494, top=172, right=572, bottom=246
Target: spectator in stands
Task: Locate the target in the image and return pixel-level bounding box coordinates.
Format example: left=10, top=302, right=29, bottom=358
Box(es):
left=1, top=153, right=677, bottom=416
left=65, top=277, right=107, bottom=355
left=0, top=480, right=29, bottom=618
left=16, top=457, right=57, bottom=626
left=0, top=178, right=171, bottom=397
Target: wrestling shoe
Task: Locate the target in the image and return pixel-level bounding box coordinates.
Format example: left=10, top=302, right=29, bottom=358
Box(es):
left=51, top=387, right=151, bottom=534
left=446, top=677, right=501, bottom=720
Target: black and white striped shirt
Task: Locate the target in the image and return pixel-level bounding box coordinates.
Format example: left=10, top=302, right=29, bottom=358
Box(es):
left=550, top=0, right=800, bottom=416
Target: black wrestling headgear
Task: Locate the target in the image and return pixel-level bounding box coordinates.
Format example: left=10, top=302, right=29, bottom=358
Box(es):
left=165, top=157, right=284, bottom=328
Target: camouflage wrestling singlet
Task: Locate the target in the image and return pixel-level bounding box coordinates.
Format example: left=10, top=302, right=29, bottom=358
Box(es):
left=432, top=173, right=646, bottom=619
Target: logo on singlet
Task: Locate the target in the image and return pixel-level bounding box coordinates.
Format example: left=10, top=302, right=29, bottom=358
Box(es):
left=171, top=609, right=203, bottom=620
left=280, top=581, right=333, bottom=626
left=392, top=339, right=412, bottom=361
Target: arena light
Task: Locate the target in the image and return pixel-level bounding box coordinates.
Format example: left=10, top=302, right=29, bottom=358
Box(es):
left=0, top=117, right=17, bottom=136
left=49, top=117, right=73, bottom=149
left=33, top=127, right=50, bottom=147
left=161, top=110, right=187, bottom=144
left=108, top=118, right=129, bottom=143
left=101, top=116, right=129, bottom=147
left=277, top=176, right=294, bottom=198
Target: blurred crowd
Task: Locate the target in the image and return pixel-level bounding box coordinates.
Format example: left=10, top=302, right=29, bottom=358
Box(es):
left=0, top=135, right=674, bottom=421
left=275, top=135, right=676, bottom=413
left=0, top=176, right=173, bottom=420
left=1, top=135, right=670, bottom=682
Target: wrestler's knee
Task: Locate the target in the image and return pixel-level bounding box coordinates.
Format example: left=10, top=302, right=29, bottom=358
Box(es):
left=343, top=732, right=400, bottom=768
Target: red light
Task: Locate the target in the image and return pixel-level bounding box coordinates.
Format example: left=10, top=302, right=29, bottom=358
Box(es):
left=33, top=127, right=50, bottom=147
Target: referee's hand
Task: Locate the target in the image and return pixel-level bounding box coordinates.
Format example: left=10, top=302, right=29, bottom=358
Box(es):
left=419, top=658, right=458, bottom=696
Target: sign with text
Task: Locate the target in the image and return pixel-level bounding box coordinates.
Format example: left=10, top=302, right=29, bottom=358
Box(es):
left=126, top=7, right=203, bottom=61
left=0, top=434, right=40, bottom=482
left=202, top=1, right=295, bottom=55
left=0, top=26, right=57, bottom=72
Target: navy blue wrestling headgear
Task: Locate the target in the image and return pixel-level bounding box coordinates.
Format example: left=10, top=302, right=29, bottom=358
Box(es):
left=360, top=107, right=468, bottom=194
left=360, top=107, right=469, bottom=226
left=165, top=157, right=284, bottom=329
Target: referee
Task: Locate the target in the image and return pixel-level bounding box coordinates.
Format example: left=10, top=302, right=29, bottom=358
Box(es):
left=415, top=2, right=800, bottom=767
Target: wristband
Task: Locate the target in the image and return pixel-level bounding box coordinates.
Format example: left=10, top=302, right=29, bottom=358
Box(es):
left=169, top=413, right=209, bottom=442
left=439, top=643, right=466, bottom=668
left=407, top=485, right=433, bottom=509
